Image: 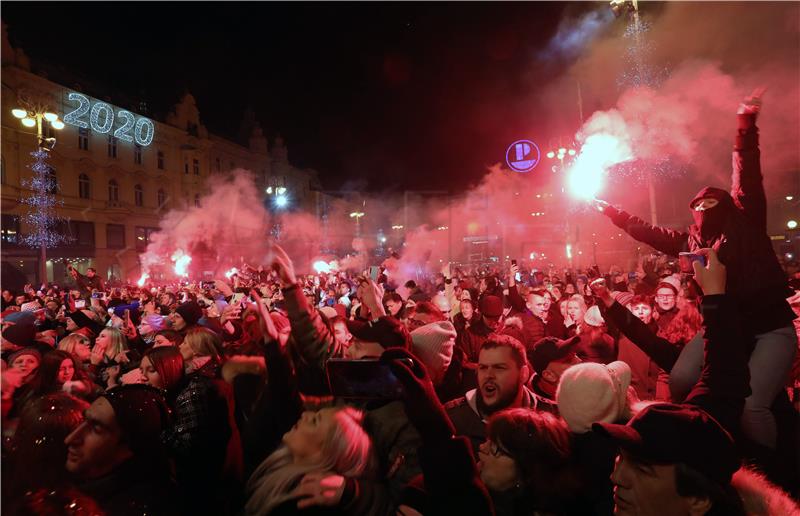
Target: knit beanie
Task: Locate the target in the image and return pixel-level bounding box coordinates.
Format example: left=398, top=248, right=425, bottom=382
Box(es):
left=611, top=291, right=635, bottom=308
left=410, top=320, right=456, bottom=383
left=583, top=305, right=605, bottom=327
left=556, top=361, right=631, bottom=433
left=319, top=306, right=338, bottom=321
left=67, top=310, right=103, bottom=336
left=175, top=301, right=203, bottom=326
left=8, top=347, right=42, bottom=366
left=2, top=318, right=37, bottom=348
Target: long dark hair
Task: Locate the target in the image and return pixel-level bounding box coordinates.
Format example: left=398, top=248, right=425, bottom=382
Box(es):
left=34, top=350, right=83, bottom=397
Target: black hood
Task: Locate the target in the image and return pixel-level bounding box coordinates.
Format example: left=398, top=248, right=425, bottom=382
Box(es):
left=689, top=187, right=737, bottom=242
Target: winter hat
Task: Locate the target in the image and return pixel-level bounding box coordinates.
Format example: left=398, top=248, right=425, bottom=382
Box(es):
left=102, top=385, right=170, bottom=458
left=611, top=291, right=635, bottom=308
left=529, top=335, right=581, bottom=375
left=175, top=301, right=203, bottom=326
left=2, top=317, right=37, bottom=348
left=8, top=347, right=42, bottom=366
left=319, top=306, right=338, bottom=321
left=411, top=321, right=456, bottom=382
left=583, top=305, right=605, bottom=327
left=479, top=295, right=504, bottom=318
left=142, top=314, right=167, bottom=332
left=3, top=311, right=36, bottom=325
left=659, top=276, right=681, bottom=293
left=556, top=361, right=631, bottom=434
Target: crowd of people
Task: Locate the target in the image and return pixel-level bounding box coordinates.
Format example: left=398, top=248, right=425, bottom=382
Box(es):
left=1, top=95, right=799, bottom=515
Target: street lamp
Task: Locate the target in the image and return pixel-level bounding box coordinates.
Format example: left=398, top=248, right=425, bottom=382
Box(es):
left=13, top=104, right=65, bottom=284
left=788, top=220, right=798, bottom=230
left=350, top=211, right=365, bottom=237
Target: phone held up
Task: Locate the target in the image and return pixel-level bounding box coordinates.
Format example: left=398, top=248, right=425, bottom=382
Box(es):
left=326, top=358, right=411, bottom=400
left=678, top=252, right=707, bottom=275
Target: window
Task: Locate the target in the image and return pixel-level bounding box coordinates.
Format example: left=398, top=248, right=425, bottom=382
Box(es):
left=1, top=215, right=20, bottom=245
left=134, top=144, right=142, bottom=165
left=134, top=184, right=144, bottom=207
left=194, top=193, right=201, bottom=207
left=108, top=179, right=119, bottom=202
left=135, top=226, right=159, bottom=251
left=157, top=188, right=167, bottom=208
left=78, top=174, right=91, bottom=199
left=157, top=150, right=164, bottom=170
left=106, top=224, right=125, bottom=249
left=107, top=135, right=117, bottom=158
left=78, top=128, right=90, bottom=150
left=215, top=158, right=221, bottom=172
left=184, top=162, right=189, bottom=175
left=45, top=167, right=58, bottom=194
left=60, top=221, right=95, bottom=247
left=193, top=159, right=199, bottom=175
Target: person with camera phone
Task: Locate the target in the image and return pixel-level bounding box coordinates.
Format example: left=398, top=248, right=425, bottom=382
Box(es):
left=593, top=89, right=796, bottom=452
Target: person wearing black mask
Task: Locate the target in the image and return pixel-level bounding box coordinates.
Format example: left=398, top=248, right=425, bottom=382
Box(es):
left=593, top=89, right=797, bottom=453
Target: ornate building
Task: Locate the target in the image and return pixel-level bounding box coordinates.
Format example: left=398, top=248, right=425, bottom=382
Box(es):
left=1, top=24, right=320, bottom=287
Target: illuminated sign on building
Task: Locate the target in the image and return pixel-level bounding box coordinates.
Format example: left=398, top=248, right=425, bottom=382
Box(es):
left=63, top=92, right=155, bottom=146
left=505, top=139, right=540, bottom=173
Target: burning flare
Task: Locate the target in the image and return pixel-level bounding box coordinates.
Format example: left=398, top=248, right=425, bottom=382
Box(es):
left=225, top=267, right=239, bottom=279
left=136, top=272, right=150, bottom=287
left=566, top=133, right=633, bottom=201
left=171, top=250, right=192, bottom=277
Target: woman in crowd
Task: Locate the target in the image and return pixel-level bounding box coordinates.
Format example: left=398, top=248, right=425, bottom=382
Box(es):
left=154, top=328, right=183, bottom=347
left=156, top=329, right=243, bottom=514
left=564, top=294, right=587, bottom=336
left=34, top=350, right=94, bottom=399
left=1, top=348, right=42, bottom=420
left=57, top=333, right=92, bottom=364
left=478, top=408, right=585, bottom=515
left=453, top=298, right=476, bottom=336
left=89, top=327, right=137, bottom=389
left=383, top=291, right=407, bottom=321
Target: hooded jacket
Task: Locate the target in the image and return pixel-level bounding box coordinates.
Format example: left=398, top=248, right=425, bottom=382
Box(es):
left=601, top=114, right=795, bottom=335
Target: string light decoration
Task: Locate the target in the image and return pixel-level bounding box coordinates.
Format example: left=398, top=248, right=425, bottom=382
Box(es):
left=89, top=102, right=114, bottom=133
left=20, top=149, right=73, bottom=249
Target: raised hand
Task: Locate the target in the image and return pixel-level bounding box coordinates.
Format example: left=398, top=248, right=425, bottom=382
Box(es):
left=270, top=243, right=297, bottom=288
left=590, top=278, right=614, bottom=307
left=293, top=472, right=346, bottom=509
left=738, top=87, right=766, bottom=116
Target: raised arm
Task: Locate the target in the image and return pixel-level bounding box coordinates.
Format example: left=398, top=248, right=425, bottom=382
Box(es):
left=730, top=89, right=767, bottom=230
left=590, top=279, right=681, bottom=372
left=595, top=201, right=689, bottom=258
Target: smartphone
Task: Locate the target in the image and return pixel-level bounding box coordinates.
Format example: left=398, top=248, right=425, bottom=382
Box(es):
left=74, top=299, right=86, bottom=309
left=627, top=271, right=637, bottom=282
left=91, top=292, right=103, bottom=299
left=200, top=281, right=215, bottom=290
left=369, top=266, right=380, bottom=282
left=231, top=292, right=245, bottom=305
left=678, top=252, right=706, bottom=274
left=511, top=259, right=517, bottom=266
left=326, top=358, right=407, bottom=400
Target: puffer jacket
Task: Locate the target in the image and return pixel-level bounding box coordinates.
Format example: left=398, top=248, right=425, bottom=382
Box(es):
left=601, top=114, right=795, bottom=335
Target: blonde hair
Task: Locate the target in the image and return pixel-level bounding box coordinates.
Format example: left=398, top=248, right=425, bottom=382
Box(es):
left=245, top=406, right=374, bottom=515
left=58, top=333, right=91, bottom=356
left=183, top=327, right=222, bottom=360
left=98, top=327, right=128, bottom=358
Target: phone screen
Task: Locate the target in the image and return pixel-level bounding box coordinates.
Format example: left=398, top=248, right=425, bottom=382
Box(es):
left=326, top=359, right=405, bottom=400
left=74, top=299, right=86, bottom=309
left=369, top=266, right=380, bottom=282
left=678, top=252, right=706, bottom=274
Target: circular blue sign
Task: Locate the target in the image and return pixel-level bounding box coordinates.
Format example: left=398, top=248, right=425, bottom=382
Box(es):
left=505, top=139, right=540, bottom=173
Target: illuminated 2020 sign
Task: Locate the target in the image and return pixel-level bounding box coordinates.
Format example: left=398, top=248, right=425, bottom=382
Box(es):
left=63, top=92, right=155, bottom=146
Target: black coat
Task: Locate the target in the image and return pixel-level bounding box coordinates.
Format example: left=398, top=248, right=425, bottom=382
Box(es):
left=601, top=114, right=794, bottom=336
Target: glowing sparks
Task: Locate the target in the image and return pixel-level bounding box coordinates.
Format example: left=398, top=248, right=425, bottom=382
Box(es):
left=137, top=273, right=150, bottom=287
left=171, top=250, right=192, bottom=277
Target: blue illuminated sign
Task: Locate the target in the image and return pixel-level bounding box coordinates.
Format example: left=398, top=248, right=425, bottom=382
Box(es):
left=505, top=139, right=540, bottom=173
left=63, top=92, right=155, bottom=146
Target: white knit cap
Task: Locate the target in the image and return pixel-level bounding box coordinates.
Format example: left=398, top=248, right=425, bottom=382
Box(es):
left=556, top=361, right=632, bottom=433
left=660, top=275, right=681, bottom=292
left=583, top=305, right=605, bottom=327
left=319, top=306, right=338, bottom=320
left=411, top=320, right=456, bottom=384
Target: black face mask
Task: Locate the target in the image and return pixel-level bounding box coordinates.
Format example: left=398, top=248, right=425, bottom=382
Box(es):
left=692, top=205, right=727, bottom=241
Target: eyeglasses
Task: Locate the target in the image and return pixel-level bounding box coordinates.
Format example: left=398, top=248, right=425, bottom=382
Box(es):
left=655, top=294, right=675, bottom=300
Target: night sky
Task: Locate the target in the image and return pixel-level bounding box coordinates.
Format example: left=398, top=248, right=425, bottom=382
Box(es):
left=2, top=2, right=594, bottom=193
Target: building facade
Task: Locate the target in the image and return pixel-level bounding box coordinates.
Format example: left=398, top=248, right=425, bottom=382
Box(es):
left=1, top=27, right=319, bottom=288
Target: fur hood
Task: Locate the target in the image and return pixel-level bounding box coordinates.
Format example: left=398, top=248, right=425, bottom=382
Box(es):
left=732, top=468, right=800, bottom=515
